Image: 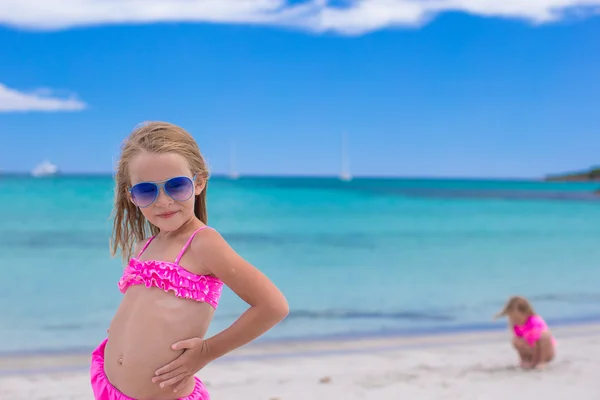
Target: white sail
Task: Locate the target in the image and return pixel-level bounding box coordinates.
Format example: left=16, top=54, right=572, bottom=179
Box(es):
left=31, top=161, right=59, bottom=177
left=339, top=132, right=352, bottom=181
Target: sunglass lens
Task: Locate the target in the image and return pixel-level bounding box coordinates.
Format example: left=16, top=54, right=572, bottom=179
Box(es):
left=165, top=177, right=194, bottom=202
left=131, top=182, right=158, bottom=207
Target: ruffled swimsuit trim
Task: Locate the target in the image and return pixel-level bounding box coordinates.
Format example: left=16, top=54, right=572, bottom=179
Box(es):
left=117, top=226, right=223, bottom=309
left=513, top=315, right=556, bottom=347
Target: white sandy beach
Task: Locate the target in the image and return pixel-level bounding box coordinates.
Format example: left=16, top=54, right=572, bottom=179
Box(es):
left=1, top=324, right=599, bottom=400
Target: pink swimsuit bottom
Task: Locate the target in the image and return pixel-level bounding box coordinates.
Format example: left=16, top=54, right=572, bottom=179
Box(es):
left=513, top=315, right=556, bottom=347
left=90, top=226, right=223, bottom=400
left=91, top=338, right=209, bottom=400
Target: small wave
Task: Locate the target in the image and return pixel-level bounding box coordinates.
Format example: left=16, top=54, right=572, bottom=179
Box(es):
left=288, top=309, right=455, bottom=321
left=214, top=308, right=455, bottom=322
left=0, top=230, right=375, bottom=250
left=235, top=178, right=600, bottom=202
left=528, top=292, right=600, bottom=304
left=222, top=232, right=376, bottom=249
left=0, top=231, right=108, bottom=249
left=394, top=188, right=600, bottom=202
left=336, top=185, right=600, bottom=202
left=486, top=292, right=600, bottom=307
left=41, top=323, right=84, bottom=331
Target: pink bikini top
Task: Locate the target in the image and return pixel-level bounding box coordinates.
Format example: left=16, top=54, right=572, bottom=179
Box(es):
left=118, top=226, right=224, bottom=309
left=513, top=315, right=555, bottom=347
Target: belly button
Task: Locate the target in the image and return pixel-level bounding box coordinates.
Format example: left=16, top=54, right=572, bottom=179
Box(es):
left=118, top=357, right=123, bottom=365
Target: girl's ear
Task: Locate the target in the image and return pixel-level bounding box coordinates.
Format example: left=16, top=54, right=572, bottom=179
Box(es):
left=194, top=176, right=206, bottom=195
left=127, top=190, right=135, bottom=205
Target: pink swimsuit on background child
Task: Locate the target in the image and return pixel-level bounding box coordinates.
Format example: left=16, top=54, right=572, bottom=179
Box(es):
left=90, top=226, right=223, bottom=400
left=513, top=315, right=556, bottom=347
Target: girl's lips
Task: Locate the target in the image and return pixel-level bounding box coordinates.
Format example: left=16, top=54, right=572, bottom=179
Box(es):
left=156, top=211, right=177, bottom=218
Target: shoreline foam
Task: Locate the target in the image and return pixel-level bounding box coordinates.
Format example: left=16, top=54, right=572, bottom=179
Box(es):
left=2, top=322, right=598, bottom=377
left=3, top=312, right=599, bottom=360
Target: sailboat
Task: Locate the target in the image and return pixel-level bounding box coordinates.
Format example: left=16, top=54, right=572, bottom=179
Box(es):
left=31, top=160, right=59, bottom=177
left=339, top=132, right=352, bottom=181
left=228, top=140, right=240, bottom=180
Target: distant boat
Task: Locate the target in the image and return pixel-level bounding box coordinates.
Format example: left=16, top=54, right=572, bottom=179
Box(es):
left=31, top=161, right=59, bottom=177
left=339, top=132, right=352, bottom=181
left=228, top=140, right=240, bottom=180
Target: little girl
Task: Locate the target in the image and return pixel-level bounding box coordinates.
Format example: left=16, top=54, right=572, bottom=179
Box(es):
left=91, top=122, right=289, bottom=400
left=494, top=295, right=556, bottom=370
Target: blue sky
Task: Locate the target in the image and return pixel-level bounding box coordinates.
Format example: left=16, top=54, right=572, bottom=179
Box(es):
left=1, top=1, right=599, bottom=178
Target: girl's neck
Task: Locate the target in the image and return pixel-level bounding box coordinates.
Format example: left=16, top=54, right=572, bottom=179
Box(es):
left=156, top=217, right=203, bottom=239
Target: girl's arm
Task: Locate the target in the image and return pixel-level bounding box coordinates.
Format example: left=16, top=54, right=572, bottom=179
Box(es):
left=192, top=229, right=289, bottom=361
left=530, top=340, right=541, bottom=367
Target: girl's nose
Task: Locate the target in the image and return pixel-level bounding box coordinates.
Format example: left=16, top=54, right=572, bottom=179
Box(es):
left=154, top=187, right=173, bottom=206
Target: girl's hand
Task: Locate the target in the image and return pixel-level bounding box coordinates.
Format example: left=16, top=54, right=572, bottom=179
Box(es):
left=152, top=337, right=212, bottom=393
left=520, top=361, right=534, bottom=369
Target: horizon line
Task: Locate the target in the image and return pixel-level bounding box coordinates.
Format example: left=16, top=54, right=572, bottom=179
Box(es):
left=0, top=170, right=578, bottom=182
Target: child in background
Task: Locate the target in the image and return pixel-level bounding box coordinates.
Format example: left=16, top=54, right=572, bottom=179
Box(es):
left=91, top=122, right=289, bottom=400
left=495, top=295, right=555, bottom=370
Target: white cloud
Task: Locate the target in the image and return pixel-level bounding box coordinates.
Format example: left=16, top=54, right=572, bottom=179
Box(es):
left=0, top=0, right=599, bottom=35
left=0, top=83, right=86, bottom=112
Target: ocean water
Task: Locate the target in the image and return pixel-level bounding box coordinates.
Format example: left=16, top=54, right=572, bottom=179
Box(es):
left=1, top=175, right=599, bottom=355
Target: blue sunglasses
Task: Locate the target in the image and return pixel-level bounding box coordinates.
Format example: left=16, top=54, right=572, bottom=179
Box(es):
left=129, top=175, right=196, bottom=208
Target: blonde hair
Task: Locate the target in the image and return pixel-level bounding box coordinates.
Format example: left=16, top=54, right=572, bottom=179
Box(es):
left=494, top=295, right=536, bottom=319
left=110, top=121, right=210, bottom=262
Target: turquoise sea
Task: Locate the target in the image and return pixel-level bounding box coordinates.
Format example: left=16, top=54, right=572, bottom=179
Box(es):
left=1, top=176, right=599, bottom=355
